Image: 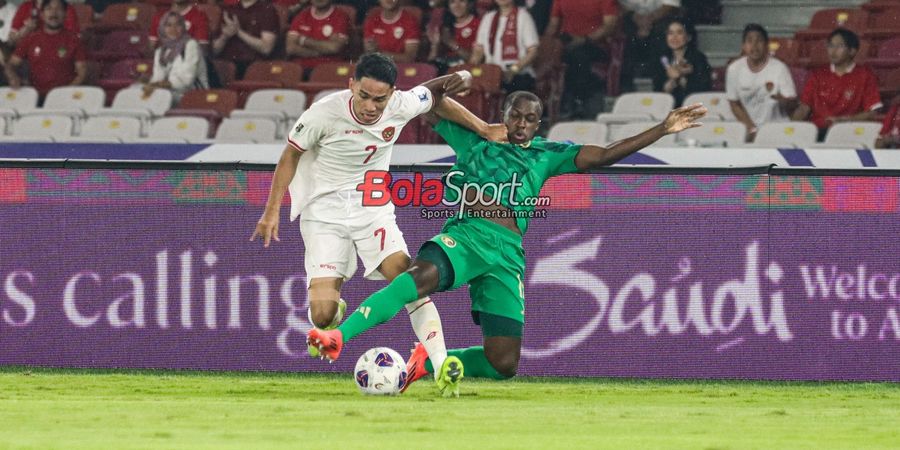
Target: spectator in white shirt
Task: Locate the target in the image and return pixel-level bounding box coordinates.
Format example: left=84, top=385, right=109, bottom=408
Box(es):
left=725, top=23, right=796, bottom=141
left=470, top=0, right=539, bottom=92
left=144, top=11, right=208, bottom=104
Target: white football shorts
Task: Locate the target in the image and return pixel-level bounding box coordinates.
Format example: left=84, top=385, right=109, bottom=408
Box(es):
left=299, top=190, right=409, bottom=282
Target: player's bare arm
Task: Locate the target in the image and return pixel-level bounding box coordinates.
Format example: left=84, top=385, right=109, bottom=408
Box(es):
left=432, top=96, right=509, bottom=142
left=418, top=71, right=473, bottom=108
left=574, top=103, right=707, bottom=171
left=250, top=145, right=303, bottom=247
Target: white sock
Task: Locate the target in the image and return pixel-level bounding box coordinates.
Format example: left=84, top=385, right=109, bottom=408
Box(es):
left=405, top=296, right=447, bottom=381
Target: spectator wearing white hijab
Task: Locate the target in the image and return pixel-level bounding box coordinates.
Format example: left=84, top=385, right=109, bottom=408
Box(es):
left=144, top=11, right=208, bottom=104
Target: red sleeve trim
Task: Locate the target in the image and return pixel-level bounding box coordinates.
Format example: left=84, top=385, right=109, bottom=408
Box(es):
left=287, top=138, right=307, bottom=153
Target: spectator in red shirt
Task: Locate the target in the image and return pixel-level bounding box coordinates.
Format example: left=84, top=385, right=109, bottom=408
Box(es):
left=212, top=0, right=279, bottom=78
left=286, top=0, right=350, bottom=72
left=7, top=0, right=78, bottom=46
left=4, top=0, right=85, bottom=97
left=793, top=29, right=883, bottom=138
left=543, top=0, right=618, bottom=119
left=876, top=98, right=900, bottom=149
left=426, top=0, right=479, bottom=73
left=149, top=0, right=210, bottom=52
left=363, top=0, right=421, bottom=63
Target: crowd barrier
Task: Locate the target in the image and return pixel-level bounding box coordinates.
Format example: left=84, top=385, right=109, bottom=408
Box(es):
left=1, top=160, right=899, bottom=381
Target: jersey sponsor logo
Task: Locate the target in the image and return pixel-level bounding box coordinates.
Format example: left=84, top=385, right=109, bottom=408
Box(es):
left=318, top=263, right=337, bottom=270
left=382, top=126, right=395, bottom=141
left=440, top=235, right=457, bottom=248
left=344, top=129, right=363, bottom=134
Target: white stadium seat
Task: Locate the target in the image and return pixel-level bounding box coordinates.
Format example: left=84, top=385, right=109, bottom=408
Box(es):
left=607, top=121, right=677, bottom=146
left=0, top=115, right=73, bottom=142
left=0, top=86, right=40, bottom=118
left=597, top=92, right=674, bottom=124
left=683, top=92, right=735, bottom=121
left=94, top=88, right=174, bottom=134
left=547, top=121, right=607, bottom=144
left=821, top=122, right=882, bottom=149
left=679, top=121, right=746, bottom=147
left=751, top=122, right=818, bottom=148
left=230, top=89, right=307, bottom=139
left=59, top=116, right=142, bottom=143
left=312, top=89, right=342, bottom=104
left=214, top=117, right=279, bottom=143
left=137, top=117, right=210, bottom=143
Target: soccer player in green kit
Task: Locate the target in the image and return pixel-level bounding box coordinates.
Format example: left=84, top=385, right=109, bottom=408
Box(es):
left=308, top=91, right=707, bottom=397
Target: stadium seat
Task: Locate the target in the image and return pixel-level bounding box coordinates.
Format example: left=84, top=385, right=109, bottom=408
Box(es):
left=547, top=121, right=608, bottom=144
left=789, top=67, right=809, bottom=93
left=230, top=89, right=307, bottom=138
left=0, top=115, right=73, bottom=142
left=800, top=39, right=871, bottom=68
left=394, top=118, right=421, bottom=144
left=312, top=88, right=343, bottom=104
left=139, top=117, right=210, bottom=143
left=769, top=38, right=802, bottom=63
left=863, top=7, right=900, bottom=45
left=751, top=122, right=818, bottom=148
left=0, top=87, right=39, bottom=116
left=98, top=59, right=154, bottom=98
left=71, top=2, right=95, bottom=31
left=683, top=92, right=735, bottom=121
left=228, top=61, right=304, bottom=102
left=794, top=8, right=870, bottom=42
left=294, top=62, right=355, bottom=99
left=21, top=87, right=106, bottom=132
left=678, top=121, right=746, bottom=147
left=92, top=2, right=155, bottom=33
left=606, top=121, right=676, bottom=146
left=169, top=88, right=239, bottom=118
left=395, top=63, right=438, bottom=90
left=94, top=87, right=173, bottom=133
left=878, top=68, right=900, bottom=100
left=59, top=116, right=142, bottom=143
left=214, top=117, right=279, bottom=143
left=868, top=37, right=900, bottom=70
left=821, top=122, right=883, bottom=148
left=91, top=30, right=150, bottom=62
left=597, top=93, right=674, bottom=124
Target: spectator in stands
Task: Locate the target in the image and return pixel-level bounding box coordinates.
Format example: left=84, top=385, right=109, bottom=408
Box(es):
left=144, top=11, right=209, bottom=105
left=149, top=0, right=211, bottom=53
left=471, top=0, right=539, bottom=92
left=286, top=0, right=351, bottom=73
left=619, top=0, right=680, bottom=92
left=726, top=24, right=796, bottom=141
left=792, top=28, right=882, bottom=139
left=84, top=0, right=129, bottom=14
left=278, top=0, right=309, bottom=19
left=4, top=0, right=85, bottom=98
left=363, top=0, right=421, bottom=63
left=526, top=0, right=552, bottom=36
left=651, top=17, right=710, bottom=107
left=7, top=0, right=78, bottom=46
left=426, top=0, right=479, bottom=73
left=542, top=0, right=618, bottom=119
left=876, top=98, right=899, bottom=149
left=212, top=0, right=279, bottom=79
left=0, top=0, right=16, bottom=45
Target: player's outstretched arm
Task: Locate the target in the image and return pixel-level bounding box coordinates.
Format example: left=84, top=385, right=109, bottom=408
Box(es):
left=432, top=96, right=509, bottom=142
left=419, top=71, right=473, bottom=108
left=250, top=145, right=303, bottom=248
left=574, top=103, right=707, bottom=171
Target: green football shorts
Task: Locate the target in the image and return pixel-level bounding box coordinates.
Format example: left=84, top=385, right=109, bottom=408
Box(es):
left=426, top=218, right=526, bottom=324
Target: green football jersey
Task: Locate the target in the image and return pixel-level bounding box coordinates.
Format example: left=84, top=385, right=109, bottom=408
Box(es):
left=434, top=119, right=583, bottom=234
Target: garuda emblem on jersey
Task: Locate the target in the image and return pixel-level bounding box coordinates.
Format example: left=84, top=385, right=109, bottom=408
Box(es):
left=382, top=126, right=395, bottom=141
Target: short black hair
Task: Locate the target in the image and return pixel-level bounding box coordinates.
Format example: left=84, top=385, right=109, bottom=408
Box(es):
left=829, top=28, right=860, bottom=50
left=354, top=53, right=397, bottom=87
left=503, top=91, right=543, bottom=116
left=41, top=0, right=67, bottom=11
left=742, top=23, right=768, bottom=43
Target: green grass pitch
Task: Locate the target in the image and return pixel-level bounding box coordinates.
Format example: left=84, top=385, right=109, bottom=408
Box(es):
left=1, top=367, right=899, bottom=449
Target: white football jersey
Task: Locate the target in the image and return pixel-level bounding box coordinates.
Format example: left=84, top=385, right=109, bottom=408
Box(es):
left=285, top=85, right=434, bottom=220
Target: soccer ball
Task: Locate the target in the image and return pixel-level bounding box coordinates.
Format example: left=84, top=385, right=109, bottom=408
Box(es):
left=354, top=347, right=408, bottom=395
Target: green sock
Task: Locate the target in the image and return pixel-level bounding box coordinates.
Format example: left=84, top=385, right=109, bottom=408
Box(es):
left=424, top=346, right=508, bottom=380
left=338, top=273, right=418, bottom=342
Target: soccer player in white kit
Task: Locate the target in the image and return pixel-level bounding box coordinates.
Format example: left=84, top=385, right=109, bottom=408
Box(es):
left=251, top=53, right=498, bottom=395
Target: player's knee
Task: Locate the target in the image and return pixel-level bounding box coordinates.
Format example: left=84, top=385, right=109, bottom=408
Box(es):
left=308, top=304, right=337, bottom=328
left=487, top=353, right=519, bottom=379
left=407, top=261, right=440, bottom=297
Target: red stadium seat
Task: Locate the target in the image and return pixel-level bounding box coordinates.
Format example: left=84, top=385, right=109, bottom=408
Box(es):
left=91, top=30, right=149, bottom=62
left=879, top=68, right=900, bottom=100
left=71, top=2, right=95, bottom=30
left=294, top=62, right=355, bottom=99
left=794, top=8, right=869, bottom=42
left=863, top=7, right=900, bottom=48
left=769, top=38, right=802, bottom=64
left=212, top=59, right=237, bottom=87
left=98, top=58, right=153, bottom=99
left=228, top=61, right=304, bottom=104
left=395, top=63, right=438, bottom=90
left=93, top=2, right=156, bottom=33
left=868, top=37, right=900, bottom=70
left=166, top=89, right=240, bottom=137
left=197, top=3, right=222, bottom=39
